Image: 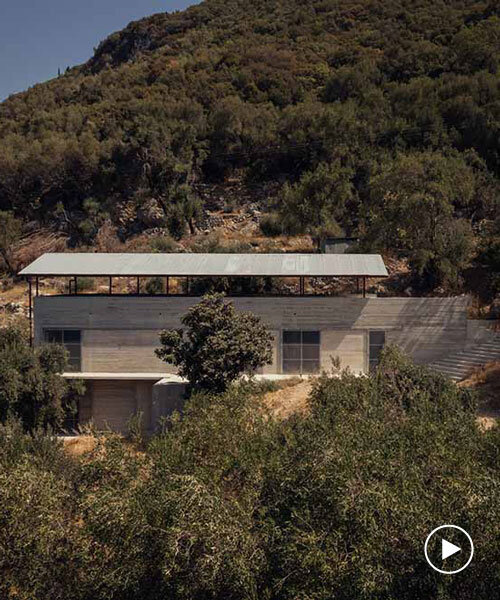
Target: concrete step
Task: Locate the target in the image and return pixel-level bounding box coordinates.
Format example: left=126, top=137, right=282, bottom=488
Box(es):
left=439, top=351, right=500, bottom=361
left=465, top=346, right=500, bottom=354
left=433, top=364, right=488, bottom=373
left=434, top=358, right=499, bottom=368
left=429, top=335, right=500, bottom=382
left=433, top=353, right=500, bottom=362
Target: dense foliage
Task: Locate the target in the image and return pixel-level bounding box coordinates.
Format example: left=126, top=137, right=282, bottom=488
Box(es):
left=156, top=293, right=273, bottom=392
left=0, top=349, right=499, bottom=599
left=0, top=325, right=84, bottom=430
left=0, top=0, right=500, bottom=292
left=0, top=211, right=22, bottom=274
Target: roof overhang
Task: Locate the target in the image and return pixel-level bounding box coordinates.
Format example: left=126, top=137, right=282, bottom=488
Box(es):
left=19, top=252, right=389, bottom=278
left=62, top=372, right=186, bottom=382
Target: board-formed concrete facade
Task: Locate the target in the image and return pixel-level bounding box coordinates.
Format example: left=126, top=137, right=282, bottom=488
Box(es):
left=35, top=295, right=469, bottom=371
left=33, top=294, right=469, bottom=432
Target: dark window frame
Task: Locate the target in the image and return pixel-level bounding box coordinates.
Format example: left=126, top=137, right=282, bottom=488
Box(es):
left=282, top=330, right=321, bottom=374
left=369, top=330, right=386, bottom=372
left=44, top=329, right=82, bottom=372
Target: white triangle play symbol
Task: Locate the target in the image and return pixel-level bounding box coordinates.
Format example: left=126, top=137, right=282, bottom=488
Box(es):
left=442, top=538, right=461, bottom=560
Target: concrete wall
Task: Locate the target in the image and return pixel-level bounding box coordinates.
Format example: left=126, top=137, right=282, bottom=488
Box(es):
left=81, top=379, right=156, bottom=433
left=82, top=330, right=170, bottom=373
left=152, top=379, right=188, bottom=427
left=321, top=330, right=367, bottom=373
left=35, top=295, right=469, bottom=375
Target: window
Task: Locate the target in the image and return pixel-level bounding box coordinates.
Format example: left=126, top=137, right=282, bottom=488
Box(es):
left=369, top=331, right=386, bottom=371
left=283, top=330, right=320, bottom=374
left=44, top=329, right=82, bottom=372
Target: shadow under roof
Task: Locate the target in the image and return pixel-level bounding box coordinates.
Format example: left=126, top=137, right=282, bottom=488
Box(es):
left=19, top=253, right=388, bottom=278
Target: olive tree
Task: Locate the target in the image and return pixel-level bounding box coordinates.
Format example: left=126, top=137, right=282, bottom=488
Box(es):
left=156, top=293, right=273, bottom=393
left=0, top=325, right=84, bottom=430
left=0, top=210, right=21, bottom=275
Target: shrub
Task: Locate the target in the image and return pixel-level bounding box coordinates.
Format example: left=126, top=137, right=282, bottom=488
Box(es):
left=0, top=210, right=21, bottom=275
left=145, top=276, right=166, bottom=295
left=0, top=325, right=85, bottom=430
left=0, top=351, right=500, bottom=599
left=149, top=235, right=177, bottom=253
left=76, top=276, right=95, bottom=291
left=259, top=212, right=283, bottom=236
left=167, top=207, right=186, bottom=240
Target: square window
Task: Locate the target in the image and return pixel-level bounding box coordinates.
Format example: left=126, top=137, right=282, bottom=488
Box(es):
left=44, top=330, right=81, bottom=371
left=282, top=330, right=320, bottom=374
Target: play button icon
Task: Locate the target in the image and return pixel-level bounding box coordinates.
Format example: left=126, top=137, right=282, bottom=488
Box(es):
left=442, top=538, right=461, bottom=560
left=424, top=525, right=474, bottom=574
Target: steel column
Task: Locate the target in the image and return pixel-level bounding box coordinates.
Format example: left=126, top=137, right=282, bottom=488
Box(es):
left=28, top=278, right=33, bottom=347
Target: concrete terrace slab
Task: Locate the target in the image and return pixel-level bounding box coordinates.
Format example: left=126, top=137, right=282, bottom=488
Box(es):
left=62, top=372, right=186, bottom=382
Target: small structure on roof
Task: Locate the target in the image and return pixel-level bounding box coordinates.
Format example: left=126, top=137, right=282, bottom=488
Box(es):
left=317, top=237, right=359, bottom=255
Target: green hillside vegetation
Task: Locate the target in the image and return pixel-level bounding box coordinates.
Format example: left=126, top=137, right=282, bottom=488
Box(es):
left=0, top=325, right=84, bottom=430
left=0, top=0, right=500, bottom=293
left=1, top=348, right=499, bottom=599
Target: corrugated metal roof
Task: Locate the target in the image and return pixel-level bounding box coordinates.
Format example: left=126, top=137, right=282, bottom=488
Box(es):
left=19, top=253, right=388, bottom=277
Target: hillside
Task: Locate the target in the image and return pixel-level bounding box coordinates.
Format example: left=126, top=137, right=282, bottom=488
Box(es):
left=0, top=0, right=500, bottom=297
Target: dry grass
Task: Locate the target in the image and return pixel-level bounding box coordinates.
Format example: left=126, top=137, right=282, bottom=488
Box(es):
left=262, top=379, right=313, bottom=419
left=14, top=230, right=68, bottom=272
left=63, top=435, right=98, bottom=458
left=461, top=361, right=500, bottom=430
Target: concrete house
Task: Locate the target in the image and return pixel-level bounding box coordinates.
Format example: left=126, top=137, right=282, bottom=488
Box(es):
left=19, top=252, right=475, bottom=433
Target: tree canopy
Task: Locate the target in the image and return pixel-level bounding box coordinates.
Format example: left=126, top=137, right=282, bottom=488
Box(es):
left=156, top=293, right=274, bottom=392
left=0, top=325, right=84, bottom=430
left=0, top=0, right=499, bottom=292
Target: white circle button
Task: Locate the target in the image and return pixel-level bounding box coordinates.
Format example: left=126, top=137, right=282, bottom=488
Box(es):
left=424, top=525, right=474, bottom=574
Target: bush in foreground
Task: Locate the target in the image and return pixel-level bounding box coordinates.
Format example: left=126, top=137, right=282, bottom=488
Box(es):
left=0, top=349, right=499, bottom=599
